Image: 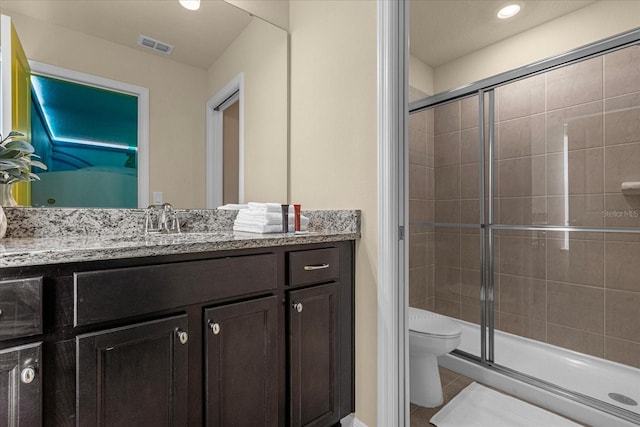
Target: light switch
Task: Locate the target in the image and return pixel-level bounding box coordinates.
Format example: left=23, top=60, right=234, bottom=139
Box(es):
left=153, top=191, right=163, bottom=204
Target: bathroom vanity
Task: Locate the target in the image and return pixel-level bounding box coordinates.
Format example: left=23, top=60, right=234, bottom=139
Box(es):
left=0, top=208, right=359, bottom=427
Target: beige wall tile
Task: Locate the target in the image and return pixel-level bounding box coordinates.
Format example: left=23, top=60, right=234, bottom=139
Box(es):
left=460, top=199, right=480, bottom=225
left=434, top=132, right=460, bottom=167
left=498, top=313, right=544, bottom=341
left=498, top=274, right=546, bottom=320
left=604, top=45, right=640, bottom=98
left=546, top=102, right=603, bottom=153
left=409, top=129, right=427, bottom=167
left=435, top=200, right=461, bottom=224
left=460, top=163, right=480, bottom=199
left=604, top=92, right=640, bottom=146
left=461, top=303, right=482, bottom=325
left=547, top=238, right=604, bottom=287
left=547, top=281, right=604, bottom=333
left=461, top=127, right=480, bottom=164
left=409, top=233, right=427, bottom=269
left=426, top=265, right=435, bottom=298
left=460, top=95, right=480, bottom=130
left=605, top=337, right=640, bottom=369
left=497, top=196, right=547, bottom=226
left=498, top=114, right=546, bottom=159
left=433, top=298, right=461, bottom=319
left=603, top=194, right=640, bottom=228
left=409, top=164, right=428, bottom=199
left=498, top=235, right=546, bottom=279
left=605, top=241, right=640, bottom=292
left=604, top=142, right=640, bottom=193
left=546, top=56, right=603, bottom=111
left=605, top=290, right=640, bottom=342
left=409, top=267, right=428, bottom=308
left=498, top=156, right=546, bottom=198
left=434, top=265, right=461, bottom=301
left=546, top=148, right=603, bottom=196
left=434, top=232, right=460, bottom=267
left=409, top=110, right=428, bottom=134
left=409, top=199, right=432, bottom=234
left=547, top=194, right=604, bottom=227
left=547, top=324, right=604, bottom=358
left=460, top=234, right=480, bottom=270
left=435, top=166, right=461, bottom=200
left=434, top=101, right=460, bottom=136
left=460, top=268, right=480, bottom=306
left=496, top=73, right=545, bottom=121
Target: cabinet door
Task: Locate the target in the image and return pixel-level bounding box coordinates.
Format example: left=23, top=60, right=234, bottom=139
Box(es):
left=76, top=315, right=188, bottom=427
left=289, top=283, right=339, bottom=427
left=204, top=296, right=278, bottom=427
left=0, top=342, right=41, bottom=426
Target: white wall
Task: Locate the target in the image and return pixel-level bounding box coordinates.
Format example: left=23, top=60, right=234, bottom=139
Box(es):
left=5, top=11, right=209, bottom=208
left=207, top=17, right=288, bottom=204
left=434, top=0, right=640, bottom=93
left=289, top=1, right=378, bottom=425
left=224, top=0, right=289, bottom=31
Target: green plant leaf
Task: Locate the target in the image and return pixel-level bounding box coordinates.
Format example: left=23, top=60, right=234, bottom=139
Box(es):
left=4, top=140, right=35, bottom=153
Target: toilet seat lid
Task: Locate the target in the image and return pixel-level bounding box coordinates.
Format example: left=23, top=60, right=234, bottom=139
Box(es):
left=408, top=307, right=461, bottom=337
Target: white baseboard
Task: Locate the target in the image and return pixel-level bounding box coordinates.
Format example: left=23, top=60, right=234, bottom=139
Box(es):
left=341, top=414, right=368, bottom=427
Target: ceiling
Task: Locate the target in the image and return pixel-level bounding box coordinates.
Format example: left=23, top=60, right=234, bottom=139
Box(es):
left=410, top=0, right=598, bottom=67
left=0, top=0, right=253, bottom=70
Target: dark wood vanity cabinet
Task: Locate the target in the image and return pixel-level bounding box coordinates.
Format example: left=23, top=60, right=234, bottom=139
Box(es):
left=204, top=296, right=279, bottom=426
left=76, top=315, right=189, bottom=426
left=0, top=240, right=354, bottom=427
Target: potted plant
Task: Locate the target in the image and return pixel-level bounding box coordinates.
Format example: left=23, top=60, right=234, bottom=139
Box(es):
left=0, top=130, right=47, bottom=207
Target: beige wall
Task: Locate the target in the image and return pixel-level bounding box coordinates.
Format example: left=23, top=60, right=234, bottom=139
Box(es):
left=207, top=17, right=288, bottom=204
left=289, top=0, right=378, bottom=425
left=224, top=0, right=289, bottom=31
left=5, top=11, right=209, bottom=208
left=409, top=54, right=434, bottom=97
left=434, top=0, right=640, bottom=93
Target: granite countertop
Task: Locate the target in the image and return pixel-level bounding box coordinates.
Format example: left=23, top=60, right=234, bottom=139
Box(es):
left=0, top=208, right=360, bottom=268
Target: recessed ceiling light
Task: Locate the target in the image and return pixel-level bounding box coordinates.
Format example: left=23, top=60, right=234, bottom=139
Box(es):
left=497, top=3, right=521, bottom=19
left=179, top=0, right=200, bottom=11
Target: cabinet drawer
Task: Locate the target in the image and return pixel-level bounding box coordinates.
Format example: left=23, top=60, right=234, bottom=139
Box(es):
left=288, top=248, right=339, bottom=287
left=0, top=277, right=42, bottom=341
left=75, top=253, right=277, bottom=326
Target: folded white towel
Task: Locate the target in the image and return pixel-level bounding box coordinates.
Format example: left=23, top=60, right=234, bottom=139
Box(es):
left=234, top=216, right=309, bottom=228
left=247, top=202, right=292, bottom=213
left=233, top=222, right=308, bottom=234
left=236, top=210, right=283, bottom=225
left=217, top=204, right=249, bottom=210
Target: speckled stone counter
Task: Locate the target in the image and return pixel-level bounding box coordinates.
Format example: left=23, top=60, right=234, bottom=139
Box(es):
left=0, top=208, right=360, bottom=268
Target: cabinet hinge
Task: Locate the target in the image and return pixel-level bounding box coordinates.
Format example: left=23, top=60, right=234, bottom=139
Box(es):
left=398, top=225, right=405, bottom=241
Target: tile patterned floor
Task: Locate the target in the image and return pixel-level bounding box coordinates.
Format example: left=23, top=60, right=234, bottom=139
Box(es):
left=409, top=366, right=474, bottom=427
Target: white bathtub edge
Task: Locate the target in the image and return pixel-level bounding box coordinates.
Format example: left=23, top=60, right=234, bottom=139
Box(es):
left=439, top=353, right=637, bottom=427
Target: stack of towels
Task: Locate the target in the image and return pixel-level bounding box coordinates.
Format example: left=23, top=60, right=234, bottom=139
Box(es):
left=233, top=202, right=309, bottom=234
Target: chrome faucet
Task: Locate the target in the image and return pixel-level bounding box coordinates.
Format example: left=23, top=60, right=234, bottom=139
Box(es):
left=145, top=203, right=181, bottom=234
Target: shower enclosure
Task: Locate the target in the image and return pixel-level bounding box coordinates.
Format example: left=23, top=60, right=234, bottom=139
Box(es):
left=408, top=29, right=640, bottom=424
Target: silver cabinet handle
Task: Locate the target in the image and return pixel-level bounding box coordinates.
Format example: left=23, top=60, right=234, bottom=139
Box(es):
left=303, top=263, right=329, bottom=271
left=177, top=330, right=189, bottom=345
left=21, top=367, right=36, bottom=384
left=209, top=321, right=221, bottom=335
left=292, top=303, right=303, bottom=313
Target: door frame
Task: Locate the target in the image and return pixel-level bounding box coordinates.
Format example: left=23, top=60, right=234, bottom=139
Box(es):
left=205, top=73, right=244, bottom=209
left=28, top=61, right=150, bottom=207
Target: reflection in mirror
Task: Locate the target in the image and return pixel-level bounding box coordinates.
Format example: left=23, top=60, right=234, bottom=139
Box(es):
left=0, top=0, right=288, bottom=209
left=409, top=0, right=640, bottom=99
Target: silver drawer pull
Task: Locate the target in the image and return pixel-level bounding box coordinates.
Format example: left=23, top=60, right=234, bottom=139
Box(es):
left=303, top=263, right=329, bottom=271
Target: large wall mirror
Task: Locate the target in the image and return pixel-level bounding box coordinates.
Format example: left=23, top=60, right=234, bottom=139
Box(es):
left=409, top=0, right=639, bottom=100
left=0, top=0, right=288, bottom=209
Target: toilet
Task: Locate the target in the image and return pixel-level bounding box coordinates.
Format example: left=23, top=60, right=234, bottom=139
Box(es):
left=408, top=307, right=461, bottom=408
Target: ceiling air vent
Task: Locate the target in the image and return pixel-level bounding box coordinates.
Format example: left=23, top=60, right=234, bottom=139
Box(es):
left=137, top=35, right=174, bottom=55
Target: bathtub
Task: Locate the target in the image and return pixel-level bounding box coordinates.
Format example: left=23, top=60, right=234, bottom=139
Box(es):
left=437, top=316, right=640, bottom=427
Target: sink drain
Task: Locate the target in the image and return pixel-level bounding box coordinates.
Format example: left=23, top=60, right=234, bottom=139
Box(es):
left=609, top=393, right=638, bottom=406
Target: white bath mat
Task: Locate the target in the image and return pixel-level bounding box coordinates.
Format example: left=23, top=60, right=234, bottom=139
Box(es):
left=430, top=382, right=582, bottom=427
